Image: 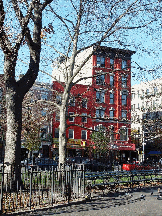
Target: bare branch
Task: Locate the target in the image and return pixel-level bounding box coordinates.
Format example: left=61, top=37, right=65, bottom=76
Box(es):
left=0, top=0, right=12, bottom=53
left=49, top=5, right=74, bottom=39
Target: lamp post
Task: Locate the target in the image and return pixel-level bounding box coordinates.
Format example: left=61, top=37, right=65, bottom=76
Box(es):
left=142, top=130, right=146, bottom=162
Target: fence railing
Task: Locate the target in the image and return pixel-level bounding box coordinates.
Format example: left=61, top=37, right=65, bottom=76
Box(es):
left=0, top=165, right=162, bottom=214
left=0, top=165, right=85, bottom=214
left=85, top=169, right=162, bottom=194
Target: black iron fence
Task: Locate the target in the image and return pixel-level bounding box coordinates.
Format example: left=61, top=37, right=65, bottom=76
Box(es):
left=0, top=165, right=85, bottom=214
left=0, top=164, right=162, bottom=215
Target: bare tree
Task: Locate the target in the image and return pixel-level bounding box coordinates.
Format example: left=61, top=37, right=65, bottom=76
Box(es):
left=0, top=0, right=53, bottom=188
left=46, top=0, right=161, bottom=168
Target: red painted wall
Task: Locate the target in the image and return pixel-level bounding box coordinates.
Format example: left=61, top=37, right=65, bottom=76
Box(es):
left=52, top=49, right=134, bottom=152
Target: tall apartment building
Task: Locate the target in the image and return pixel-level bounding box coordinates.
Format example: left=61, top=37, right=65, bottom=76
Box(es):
left=131, top=78, right=162, bottom=132
left=131, top=78, right=162, bottom=159
left=52, top=46, right=135, bottom=163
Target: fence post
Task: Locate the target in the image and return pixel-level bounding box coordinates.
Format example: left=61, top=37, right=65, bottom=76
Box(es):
left=29, top=168, right=32, bottom=210
left=0, top=172, right=3, bottom=214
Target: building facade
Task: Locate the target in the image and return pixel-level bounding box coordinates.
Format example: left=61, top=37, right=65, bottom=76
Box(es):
left=131, top=78, right=162, bottom=160
left=52, top=46, right=135, bottom=163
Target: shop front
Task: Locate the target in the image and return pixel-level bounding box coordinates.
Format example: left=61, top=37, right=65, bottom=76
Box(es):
left=52, top=138, right=86, bottom=157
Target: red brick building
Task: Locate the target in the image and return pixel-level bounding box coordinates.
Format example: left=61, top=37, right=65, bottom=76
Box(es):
left=52, top=46, right=135, bottom=162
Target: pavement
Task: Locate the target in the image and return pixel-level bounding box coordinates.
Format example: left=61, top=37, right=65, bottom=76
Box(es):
left=13, top=186, right=162, bottom=216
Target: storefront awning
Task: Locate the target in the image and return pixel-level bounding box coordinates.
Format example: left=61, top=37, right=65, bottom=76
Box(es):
left=110, top=142, right=136, bottom=151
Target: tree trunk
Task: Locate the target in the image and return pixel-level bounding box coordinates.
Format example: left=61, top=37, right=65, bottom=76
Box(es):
left=4, top=87, right=23, bottom=190
left=59, top=105, right=67, bottom=168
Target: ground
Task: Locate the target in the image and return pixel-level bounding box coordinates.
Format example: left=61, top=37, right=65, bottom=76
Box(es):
left=15, top=186, right=162, bottom=216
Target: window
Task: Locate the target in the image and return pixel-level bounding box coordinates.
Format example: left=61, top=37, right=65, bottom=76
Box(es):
left=146, top=89, right=149, bottom=95
left=120, top=127, right=127, bottom=141
left=41, top=92, right=48, bottom=100
left=110, top=93, right=114, bottom=104
left=82, top=98, right=87, bottom=108
left=69, top=129, right=74, bottom=139
left=109, top=110, right=114, bottom=119
left=122, top=60, right=127, bottom=69
left=110, top=75, right=114, bottom=86
left=97, top=56, right=105, bottom=67
left=131, top=104, right=135, bottom=111
left=96, top=90, right=105, bottom=103
left=55, top=128, right=59, bottom=138
left=110, top=126, right=114, bottom=141
left=122, top=91, right=127, bottom=106
left=69, top=97, right=75, bottom=106
left=82, top=113, right=87, bottom=123
left=40, top=128, right=47, bottom=139
left=121, top=75, right=127, bottom=88
left=81, top=130, right=87, bottom=139
left=110, top=59, right=114, bottom=69
left=95, top=124, right=105, bottom=131
left=138, top=103, right=140, bottom=109
left=121, top=110, right=127, bottom=119
left=138, top=90, right=140, bottom=98
left=56, top=95, right=62, bottom=105
left=41, top=109, right=46, bottom=116
left=55, top=112, right=60, bottom=121
left=96, top=74, right=105, bottom=85
left=69, top=112, right=74, bottom=122
left=96, top=109, right=105, bottom=120
left=131, top=93, right=135, bottom=100
left=154, top=86, right=158, bottom=94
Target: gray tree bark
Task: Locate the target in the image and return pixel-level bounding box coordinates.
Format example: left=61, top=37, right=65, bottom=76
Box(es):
left=0, top=0, right=53, bottom=189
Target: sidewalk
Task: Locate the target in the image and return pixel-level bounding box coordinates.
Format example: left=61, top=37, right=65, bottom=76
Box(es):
left=13, top=186, right=162, bottom=216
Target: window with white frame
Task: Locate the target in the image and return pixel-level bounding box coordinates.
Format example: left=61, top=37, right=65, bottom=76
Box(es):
left=109, top=110, right=114, bottom=119
left=69, top=129, right=74, bottom=139
left=97, top=56, right=105, bottom=67
left=122, top=60, right=127, bottom=69
left=55, top=128, right=59, bottom=138
left=121, top=75, right=127, bottom=88
left=96, top=74, right=105, bottom=85
left=122, top=91, right=127, bottom=106
left=96, top=108, right=105, bottom=120
left=82, top=113, right=87, bottom=123
left=81, top=130, right=87, bottom=139
left=110, top=58, right=114, bottom=69
left=110, top=75, right=114, bottom=86
left=146, top=89, right=149, bottom=95
left=96, top=90, right=105, bottom=103
left=138, top=90, right=140, bottom=98
left=131, top=92, right=135, bottom=100
left=95, top=124, right=106, bottom=131
left=69, top=112, right=74, bottom=122
left=121, top=110, right=127, bottom=119
left=110, top=93, right=114, bottom=104
left=120, top=127, right=127, bottom=141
